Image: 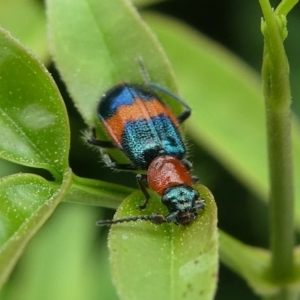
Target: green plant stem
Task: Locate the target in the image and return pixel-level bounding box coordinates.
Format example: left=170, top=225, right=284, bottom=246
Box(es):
left=265, top=88, right=294, bottom=280
left=276, top=0, right=299, bottom=15
left=259, top=0, right=295, bottom=290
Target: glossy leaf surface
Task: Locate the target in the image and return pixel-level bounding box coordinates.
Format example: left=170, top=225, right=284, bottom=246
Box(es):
left=0, top=171, right=72, bottom=287
left=109, top=185, right=218, bottom=300
left=0, top=27, right=69, bottom=180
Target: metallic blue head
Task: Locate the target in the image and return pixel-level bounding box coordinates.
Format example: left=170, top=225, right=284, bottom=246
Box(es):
left=161, top=185, right=205, bottom=225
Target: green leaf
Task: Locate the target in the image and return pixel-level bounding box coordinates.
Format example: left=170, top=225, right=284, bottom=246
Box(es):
left=219, top=231, right=275, bottom=296
left=64, top=173, right=134, bottom=209
left=220, top=231, right=300, bottom=296
left=1, top=204, right=117, bottom=300
left=145, top=14, right=300, bottom=226
left=0, top=0, right=48, bottom=61
left=46, top=0, right=180, bottom=126
left=0, top=158, right=23, bottom=178
left=109, top=185, right=218, bottom=300
left=0, top=27, right=69, bottom=180
left=0, top=169, right=72, bottom=288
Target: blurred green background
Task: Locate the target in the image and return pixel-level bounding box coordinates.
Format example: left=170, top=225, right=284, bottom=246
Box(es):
left=1, top=0, right=300, bottom=299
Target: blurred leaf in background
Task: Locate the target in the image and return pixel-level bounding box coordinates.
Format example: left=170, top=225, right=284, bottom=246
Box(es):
left=0, top=0, right=48, bottom=61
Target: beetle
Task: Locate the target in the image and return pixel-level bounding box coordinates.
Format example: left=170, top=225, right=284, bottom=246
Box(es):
left=88, top=82, right=205, bottom=225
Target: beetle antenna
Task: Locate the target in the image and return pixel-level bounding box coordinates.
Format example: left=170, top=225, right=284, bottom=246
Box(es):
left=136, top=56, right=151, bottom=84
left=96, top=213, right=167, bottom=226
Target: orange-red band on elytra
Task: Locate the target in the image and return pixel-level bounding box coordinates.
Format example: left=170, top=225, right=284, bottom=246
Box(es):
left=103, top=98, right=179, bottom=145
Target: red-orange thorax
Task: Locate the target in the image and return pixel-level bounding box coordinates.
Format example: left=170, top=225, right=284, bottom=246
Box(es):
left=147, top=155, right=193, bottom=195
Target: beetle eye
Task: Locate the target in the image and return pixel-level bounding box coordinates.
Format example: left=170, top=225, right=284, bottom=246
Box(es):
left=162, top=194, right=169, bottom=204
